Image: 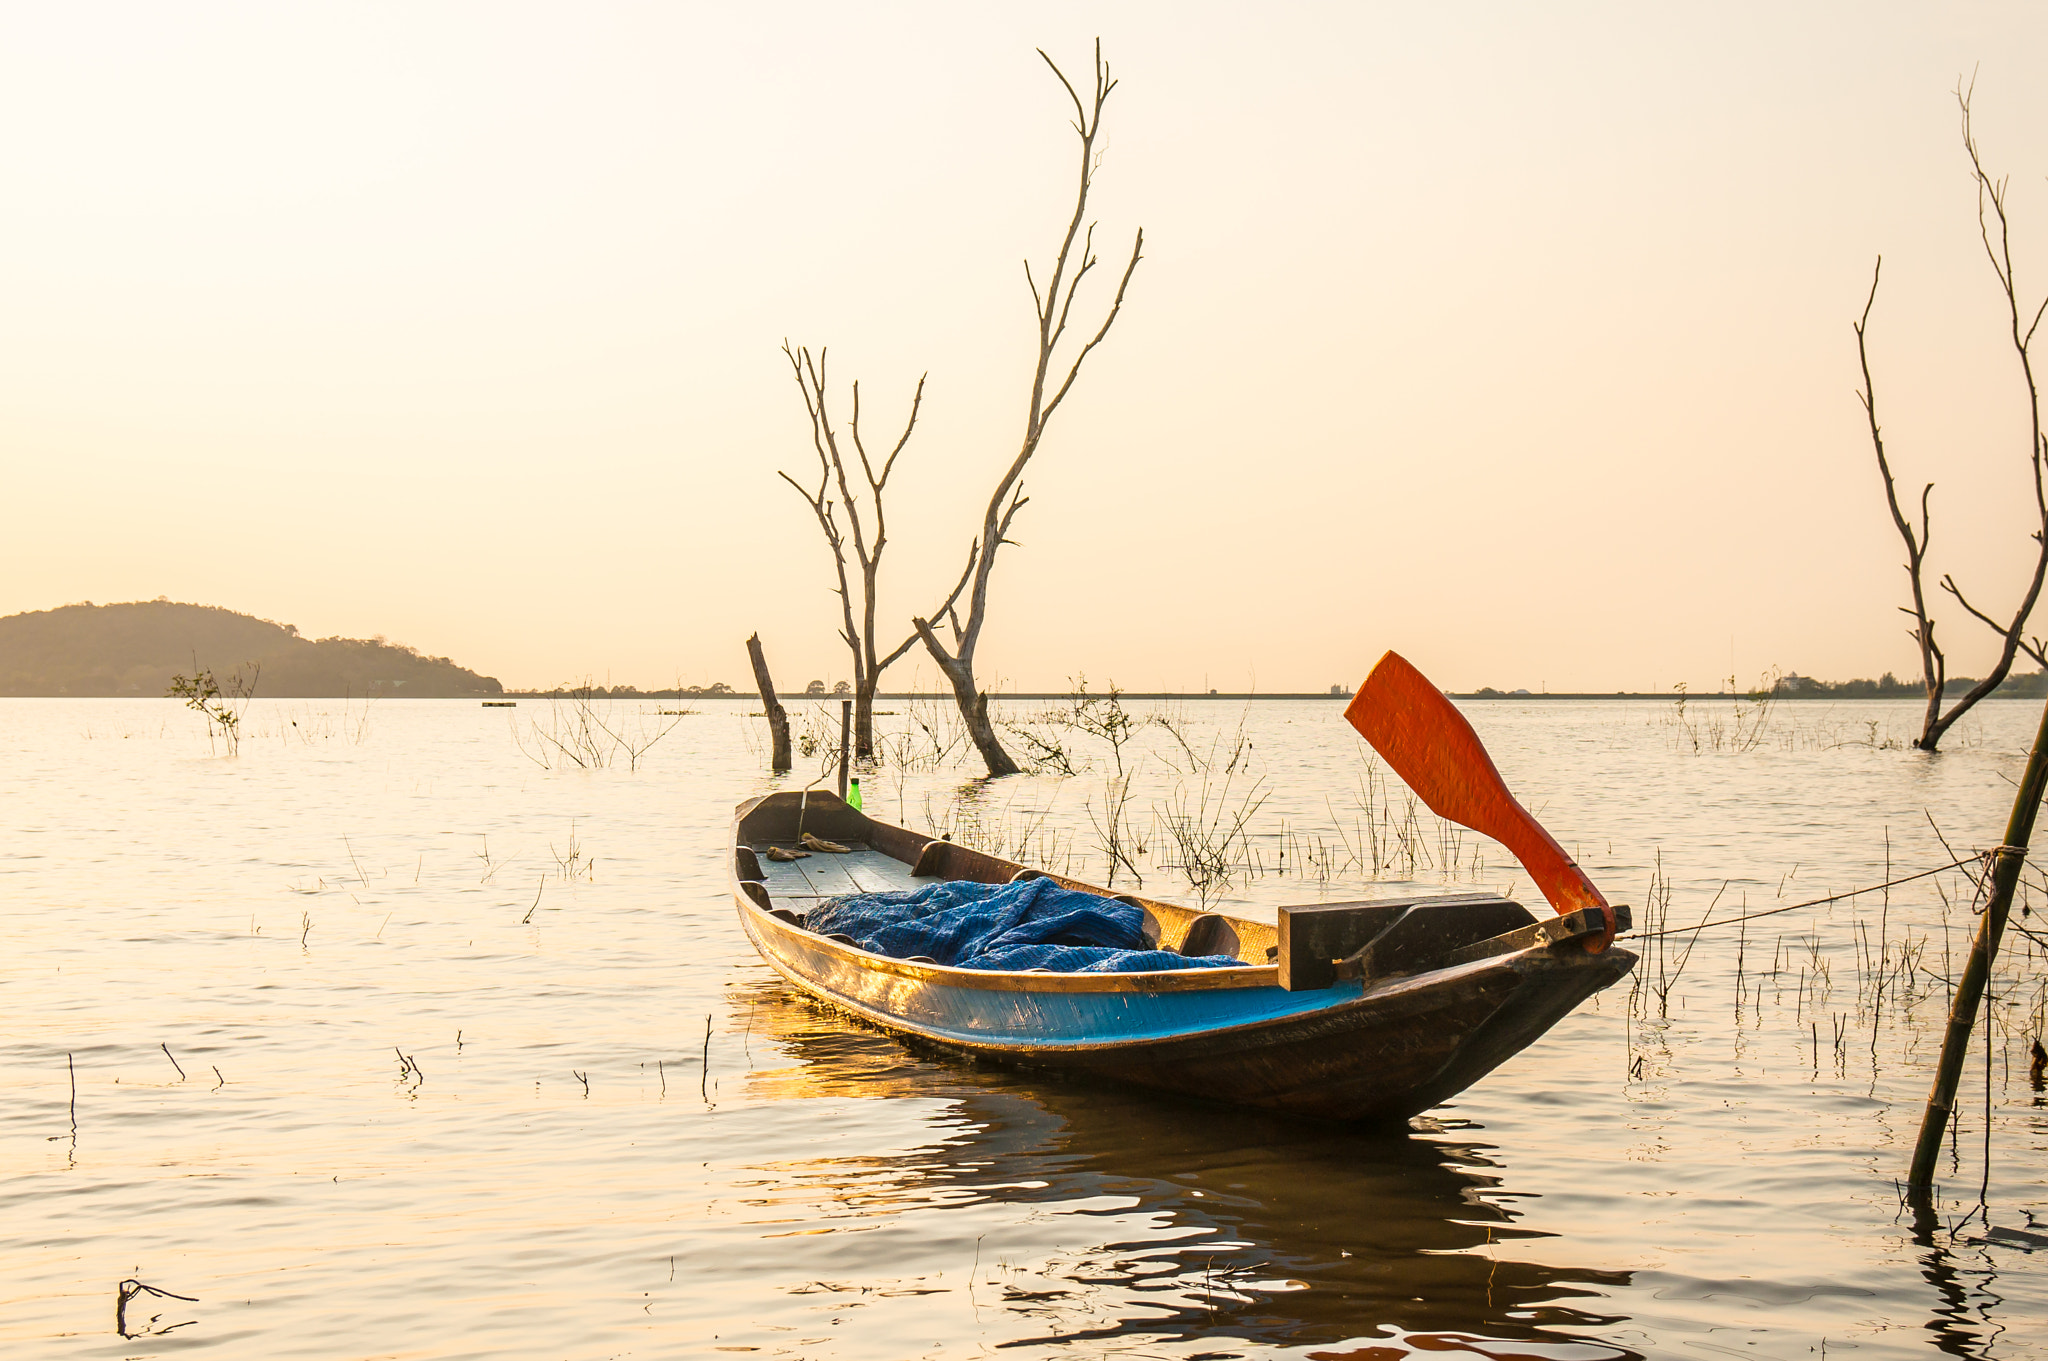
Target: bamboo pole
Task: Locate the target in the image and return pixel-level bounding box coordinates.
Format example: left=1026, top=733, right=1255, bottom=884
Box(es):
left=1907, top=689, right=2048, bottom=1187
left=837, top=699, right=852, bottom=798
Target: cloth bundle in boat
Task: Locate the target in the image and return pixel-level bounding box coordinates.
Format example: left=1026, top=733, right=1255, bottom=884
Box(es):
left=806, top=878, right=1246, bottom=974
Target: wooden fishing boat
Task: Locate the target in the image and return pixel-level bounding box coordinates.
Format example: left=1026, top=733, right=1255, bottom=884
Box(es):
left=728, top=652, right=1638, bottom=1126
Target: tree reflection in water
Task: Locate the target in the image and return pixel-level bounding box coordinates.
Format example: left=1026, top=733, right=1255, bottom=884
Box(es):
left=734, top=979, right=1640, bottom=1359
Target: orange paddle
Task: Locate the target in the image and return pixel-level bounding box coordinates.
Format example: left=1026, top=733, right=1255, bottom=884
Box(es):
left=1344, top=651, right=1616, bottom=952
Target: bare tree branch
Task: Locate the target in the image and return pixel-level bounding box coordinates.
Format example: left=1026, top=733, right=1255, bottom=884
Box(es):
left=1048, top=222, right=1097, bottom=353
left=874, top=376, right=927, bottom=489
left=1037, top=44, right=1092, bottom=125
left=1943, top=573, right=2010, bottom=635
left=880, top=545, right=973, bottom=673
left=1039, top=230, right=1144, bottom=431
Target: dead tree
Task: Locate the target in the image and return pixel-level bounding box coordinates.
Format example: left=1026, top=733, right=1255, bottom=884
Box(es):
left=779, top=347, right=959, bottom=758
left=1858, top=82, right=2048, bottom=751
left=913, top=42, right=1145, bottom=777
left=745, top=632, right=791, bottom=772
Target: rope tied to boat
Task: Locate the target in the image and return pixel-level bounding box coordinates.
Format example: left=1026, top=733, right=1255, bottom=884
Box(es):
left=1627, top=854, right=1988, bottom=941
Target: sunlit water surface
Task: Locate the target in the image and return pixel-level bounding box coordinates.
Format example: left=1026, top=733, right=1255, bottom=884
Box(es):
left=2, top=696, right=2045, bottom=1359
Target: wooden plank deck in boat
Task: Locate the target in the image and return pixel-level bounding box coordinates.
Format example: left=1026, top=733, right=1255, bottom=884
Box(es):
left=751, top=843, right=926, bottom=910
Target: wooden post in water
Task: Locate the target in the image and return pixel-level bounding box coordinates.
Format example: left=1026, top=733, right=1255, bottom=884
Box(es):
left=1907, top=688, right=2048, bottom=1188
left=745, top=634, right=791, bottom=773
left=837, top=699, right=852, bottom=799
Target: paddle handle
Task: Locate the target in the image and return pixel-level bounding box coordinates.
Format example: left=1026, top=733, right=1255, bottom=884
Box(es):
left=1344, top=651, right=1615, bottom=951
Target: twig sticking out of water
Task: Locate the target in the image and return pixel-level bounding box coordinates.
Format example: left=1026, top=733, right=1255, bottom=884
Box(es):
left=212, top=1065, right=224, bottom=1090
left=1086, top=764, right=1147, bottom=889
left=550, top=820, right=596, bottom=880
left=511, top=685, right=684, bottom=771
left=1657, top=877, right=1724, bottom=1016
left=1156, top=768, right=1268, bottom=905
left=343, top=834, right=370, bottom=888
left=161, top=1044, right=185, bottom=1081
left=701, top=1016, right=712, bottom=1104
left=969, top=1233, right=984, bottom=1318
left=300, top=912, right=312, bottom=948
left=116, top=1279, right=198, bottom=1339
left=572, top=1069, right=590, bottom=1097
left=68, top=1053, right=77, bottom=1136
left=523, top=875, right=546, bottom=925
left=395, top=1049, right=423, bottom=1086
left=1924, top=812, right=1986, bottom=897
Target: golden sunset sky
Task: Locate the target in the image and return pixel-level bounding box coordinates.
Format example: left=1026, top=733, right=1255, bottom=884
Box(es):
left=5, top=2, right=2048, bottom=693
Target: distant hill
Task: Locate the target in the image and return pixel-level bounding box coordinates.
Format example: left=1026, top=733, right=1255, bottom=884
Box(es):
left=0, top=600, right=503, bottom=697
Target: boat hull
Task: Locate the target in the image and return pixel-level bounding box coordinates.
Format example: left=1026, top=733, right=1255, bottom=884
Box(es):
left=735, top=887, right=1633, bottom=1125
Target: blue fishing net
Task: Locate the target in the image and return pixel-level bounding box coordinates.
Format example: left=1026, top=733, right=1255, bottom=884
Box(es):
left=804, top=878, right=1245, bottom=974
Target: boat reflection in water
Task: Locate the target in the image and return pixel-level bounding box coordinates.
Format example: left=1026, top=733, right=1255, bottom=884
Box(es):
left=737, top=980, right=1639, bottom=1360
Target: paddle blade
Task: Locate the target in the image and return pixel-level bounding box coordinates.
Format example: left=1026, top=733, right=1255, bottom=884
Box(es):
left=1344, top=651, right=1614, bottom=951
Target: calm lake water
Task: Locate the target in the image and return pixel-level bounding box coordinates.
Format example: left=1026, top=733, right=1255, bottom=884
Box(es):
left=3, top=694, right=2044, bottom=1359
